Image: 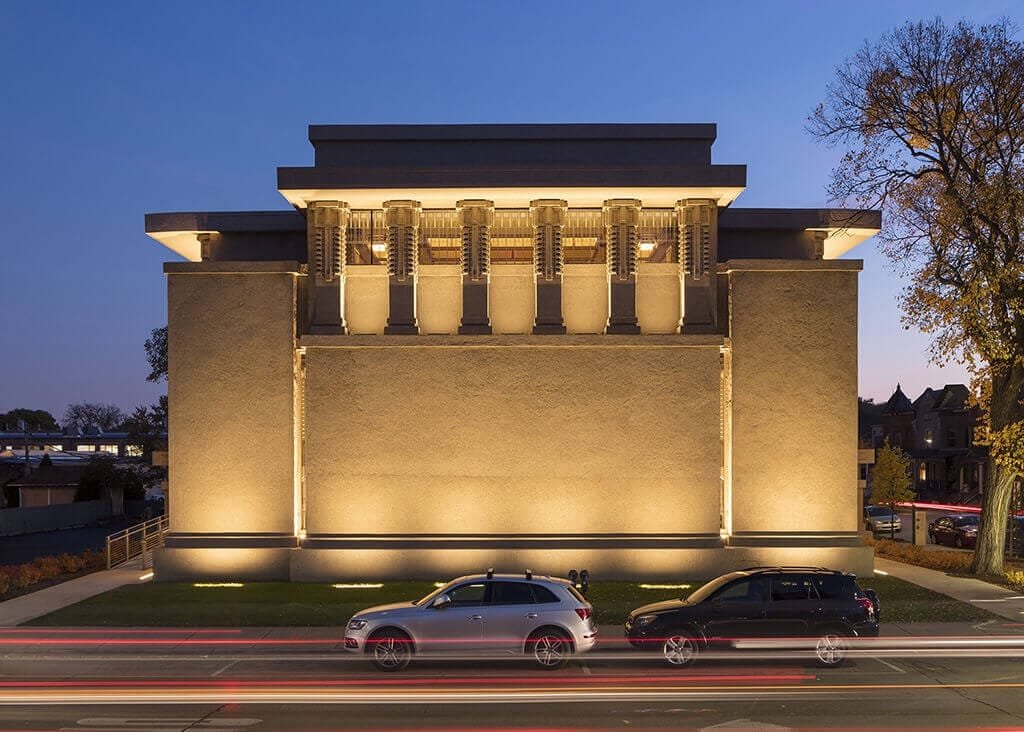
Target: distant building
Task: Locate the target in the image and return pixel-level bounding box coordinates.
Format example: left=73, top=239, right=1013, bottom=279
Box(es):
left=7, top=464, right=87, bottom=507
left=862, top=384, right=987, bottom=501
left=0, top=426, right=166, bottom=459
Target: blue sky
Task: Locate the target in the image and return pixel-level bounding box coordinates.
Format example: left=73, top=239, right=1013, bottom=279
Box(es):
left=2, top=0, right=1017, bottom=419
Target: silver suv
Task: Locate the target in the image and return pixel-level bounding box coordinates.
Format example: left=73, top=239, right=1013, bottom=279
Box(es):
left=343, top=571, right=597, bottom=671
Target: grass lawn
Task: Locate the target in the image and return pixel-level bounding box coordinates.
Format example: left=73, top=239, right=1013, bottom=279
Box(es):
left=27, top=576, right=998, bottom=627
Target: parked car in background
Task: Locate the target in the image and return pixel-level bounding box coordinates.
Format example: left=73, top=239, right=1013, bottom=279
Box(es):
left=624, top=567, right=879, bottom=668
left=344, top=571, right=596, bottom=671
left=928, top=513, right=980, bottom=548
left=1012, top=516, right=1024, bottom=555
left=864, top=505, right=902, bottom=535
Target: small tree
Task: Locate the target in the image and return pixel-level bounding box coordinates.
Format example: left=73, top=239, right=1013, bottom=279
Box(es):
left=871, top=440, right=915, bottom=540
left=145, top=326, right=168, bottom=383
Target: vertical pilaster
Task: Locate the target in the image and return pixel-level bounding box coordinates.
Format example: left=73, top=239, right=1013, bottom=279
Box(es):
left=678, top=199, right=719, bottom=333
left=383, top=200, right=420, bottom=335
left=531, top=199, right=567, bottom=334
left=306, top=201, right=349, bottom=335
left=604, top=198, right=641, bottom=334
left=457, top=199, right=493, bottom=334
left=197, top=233, right=219, bottom=262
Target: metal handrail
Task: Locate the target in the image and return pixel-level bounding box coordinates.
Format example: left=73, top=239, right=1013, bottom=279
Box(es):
left=106, top=514, right=169, bottom=569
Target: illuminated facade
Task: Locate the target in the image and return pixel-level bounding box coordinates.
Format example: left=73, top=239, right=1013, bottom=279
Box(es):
left=145, top=124, right=880, bottom=580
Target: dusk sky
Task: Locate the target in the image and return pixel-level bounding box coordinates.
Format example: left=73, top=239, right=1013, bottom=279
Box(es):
left=2, top=1, right=1017, bottom=421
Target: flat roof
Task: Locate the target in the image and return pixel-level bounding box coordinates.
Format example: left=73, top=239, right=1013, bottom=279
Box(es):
left=308, top=123, right=719, bottom=142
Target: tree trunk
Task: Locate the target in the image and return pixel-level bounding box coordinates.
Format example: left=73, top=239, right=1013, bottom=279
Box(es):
left=971, top=365, right=1024, bottom=576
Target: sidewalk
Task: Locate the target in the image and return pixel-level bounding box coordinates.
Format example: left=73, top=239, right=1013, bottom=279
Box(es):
left=0, top=562, right=152, bottom=627
left=876, top=557, right=1024, bottom=622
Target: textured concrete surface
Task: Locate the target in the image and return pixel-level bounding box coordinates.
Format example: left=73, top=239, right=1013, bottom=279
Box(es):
left=728, top=261, right=862, bottom=536
left=166, top=269, right=298, bottom=535
left=302, top=341, right=723, bottom=540
left=488, top=265, right=535, bottom=334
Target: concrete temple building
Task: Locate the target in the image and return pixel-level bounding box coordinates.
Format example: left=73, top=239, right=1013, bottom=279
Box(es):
left=145, top=124, right=880, bottom=581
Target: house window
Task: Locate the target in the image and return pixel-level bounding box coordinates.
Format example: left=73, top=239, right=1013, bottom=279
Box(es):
left=76, top=445, right=95, bottom=452
left=97, top=444, right=119, bottom=455
left=918, top=463, right=927, bottom=481
left=946, top=429, right=957, bottom=448
left=44, top=444, right=62, bottom=452
left=893, top=432, right=902, bottom=447
left=126, top=444, right=144, bottom=457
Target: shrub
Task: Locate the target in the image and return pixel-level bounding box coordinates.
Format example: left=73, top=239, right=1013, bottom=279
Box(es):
left=57, top=553, right=85, bottom=574
left=15, top=564, right=43, bottom=589
left=873, top=539, right=974, bottom=574
left=33, top=555, right=63, bottom=578
left=1006, top=570, right=1024, bottom=589
left=0, top=572, right=11, bottom=597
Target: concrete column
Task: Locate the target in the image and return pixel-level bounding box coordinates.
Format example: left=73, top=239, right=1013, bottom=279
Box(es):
left=604, top=199, right=641, bottom=334
left=457, top=199, right=493, bottom=334
left=197, top=232, right=220, bottom=262
left=678, top=199, right=718, bottom=333
left=383, top=200, right=420, bottom=335
left=531, top=199, right=567, bottom=334
left=305, top=201, right=349, bottom=335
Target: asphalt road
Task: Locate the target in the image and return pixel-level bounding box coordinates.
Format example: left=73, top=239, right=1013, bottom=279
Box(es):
left=1, top=625, right=1024, bottom=730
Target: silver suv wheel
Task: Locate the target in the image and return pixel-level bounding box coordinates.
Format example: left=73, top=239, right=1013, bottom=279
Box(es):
left=369, top=632, right=411, bottom=671
left=530, top=631, right=570, bottom=668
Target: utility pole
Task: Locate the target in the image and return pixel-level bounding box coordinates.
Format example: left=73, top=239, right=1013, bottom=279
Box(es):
left=17, top=419, right=30, bottom=477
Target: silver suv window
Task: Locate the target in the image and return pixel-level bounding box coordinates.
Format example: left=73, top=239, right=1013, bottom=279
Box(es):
left=490, top=582, right=535, bottom=605
left=448, top=582, right=487, bottom=607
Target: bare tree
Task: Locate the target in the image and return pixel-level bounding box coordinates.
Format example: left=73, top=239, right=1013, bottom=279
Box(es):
left=810, top=18, right=1024, bottom=575
left=63, top=402, right=125, bottom=433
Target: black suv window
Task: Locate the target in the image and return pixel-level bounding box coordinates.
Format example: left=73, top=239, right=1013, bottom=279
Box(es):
left=712, top=577, right=768, bottom=603
left=770, top=575, right=818, bottom=601
left=813, top=574, right=855, bottom=600
left=489, top=582, right=535, bottom=605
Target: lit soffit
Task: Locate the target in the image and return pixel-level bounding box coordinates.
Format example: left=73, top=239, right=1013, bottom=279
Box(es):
left=146, top=230, right=214, bottom=262
left=277, top=186, right=746, bottom=210
left=808, top=227, right=881, bottom=259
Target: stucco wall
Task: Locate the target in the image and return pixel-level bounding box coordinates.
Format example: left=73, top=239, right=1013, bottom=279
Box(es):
left=727, top=261, right=861, bottom=536
left=166, top=266, right=298, bottom=535
left=489, top=265, right=534, bottom=334
left=302, top=337, right=723, bottom=538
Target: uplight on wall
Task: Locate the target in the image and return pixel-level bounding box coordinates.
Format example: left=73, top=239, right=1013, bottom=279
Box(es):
left=638, top=241, right=656, bottom=254
left=639, top=583, right=691, bottom=590
left=371, top=243, right=387, bottom=256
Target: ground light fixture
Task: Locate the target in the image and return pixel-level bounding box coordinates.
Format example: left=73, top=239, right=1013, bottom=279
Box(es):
left=192, top=583, right=244, bottom=588
left=638, top=583, right=692, bottom=590
left=331, top=583, right=384, bottom=589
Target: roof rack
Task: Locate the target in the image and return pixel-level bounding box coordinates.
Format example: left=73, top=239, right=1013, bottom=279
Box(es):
left=741, top=565, right=831, bottom=572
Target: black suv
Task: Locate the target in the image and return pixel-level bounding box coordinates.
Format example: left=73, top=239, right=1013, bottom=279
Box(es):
left=624, top=567, right=879, bottom=668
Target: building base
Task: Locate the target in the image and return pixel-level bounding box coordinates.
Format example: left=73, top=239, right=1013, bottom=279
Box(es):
left=155, top=542, right=873, bottom=582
